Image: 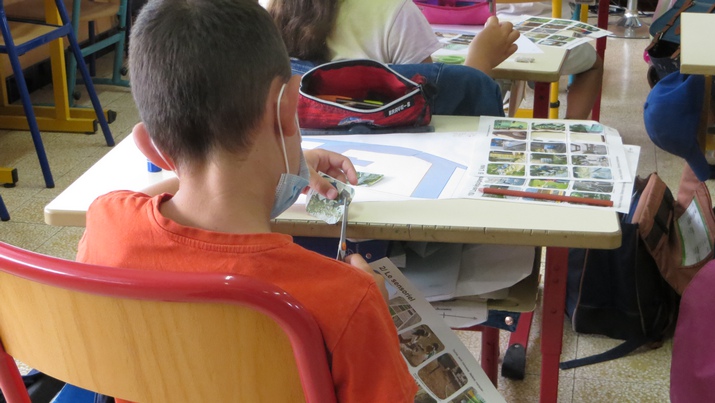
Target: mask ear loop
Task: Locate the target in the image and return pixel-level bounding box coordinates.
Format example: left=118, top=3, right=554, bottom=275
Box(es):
left=276, top=83, right=291, bottom=174
left=150, top=138, right=177, bottom=172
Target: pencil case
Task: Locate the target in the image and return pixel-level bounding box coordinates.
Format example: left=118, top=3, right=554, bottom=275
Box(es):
left=413, top=0, right=490, bottom=25
left=298, top=59, right=433, bottom=131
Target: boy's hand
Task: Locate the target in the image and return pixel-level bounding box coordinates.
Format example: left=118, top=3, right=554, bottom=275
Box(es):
left=344, top=253, right=389, bottom=302
left=465, top=16, right=520, bottom=77
left=304, top=149, right=358, bottom=199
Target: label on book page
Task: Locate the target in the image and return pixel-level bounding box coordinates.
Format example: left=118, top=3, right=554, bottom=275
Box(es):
left=371, top=258, right=505, bottom=403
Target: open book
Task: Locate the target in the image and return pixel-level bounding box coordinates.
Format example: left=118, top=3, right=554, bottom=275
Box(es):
left=371, top=258, right=505, bottom=403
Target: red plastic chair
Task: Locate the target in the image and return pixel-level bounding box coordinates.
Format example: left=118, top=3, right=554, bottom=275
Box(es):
left=0, top=241, right=337, bottom=403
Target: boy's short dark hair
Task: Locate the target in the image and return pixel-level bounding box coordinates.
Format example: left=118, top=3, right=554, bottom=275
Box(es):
left=129, top=0, right=291, bottom=167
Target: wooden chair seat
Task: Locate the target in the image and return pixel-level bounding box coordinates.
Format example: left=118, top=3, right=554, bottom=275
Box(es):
left=0, top=22, right=57, bottom=47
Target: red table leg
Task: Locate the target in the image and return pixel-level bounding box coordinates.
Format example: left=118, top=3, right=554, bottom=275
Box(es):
left=540, top=247, right=569, bottom=402
left=480, top=326, right=500, bottom=387
left=533, top=82, right=551, bottom=118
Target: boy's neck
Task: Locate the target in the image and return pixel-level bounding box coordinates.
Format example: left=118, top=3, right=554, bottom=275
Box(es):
left=158, top=144, right=282, bottom=234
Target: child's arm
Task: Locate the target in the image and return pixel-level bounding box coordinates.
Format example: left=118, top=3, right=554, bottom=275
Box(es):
left=304, top=149, right=358, bottom=200
left=465, top=16, right=520, bottom=77
left=344, top=253, right=388, bottom=302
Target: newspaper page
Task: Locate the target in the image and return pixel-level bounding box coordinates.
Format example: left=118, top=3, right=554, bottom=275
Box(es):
left=512, top=15, right=611, bottom=50
left=454, top=116, right=635, bottom=213
left=371, top=257, right=505, bottom=403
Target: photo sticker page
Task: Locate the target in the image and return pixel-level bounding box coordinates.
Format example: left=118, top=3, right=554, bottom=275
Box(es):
left=456, top=117, right=634, bottom=212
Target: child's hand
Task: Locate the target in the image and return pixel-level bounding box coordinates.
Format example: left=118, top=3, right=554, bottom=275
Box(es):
left=304, top=149, right=358, bottom=199
left=465, top=16, right=520, bottom=77
left=344, top=253, right=388, bottom=302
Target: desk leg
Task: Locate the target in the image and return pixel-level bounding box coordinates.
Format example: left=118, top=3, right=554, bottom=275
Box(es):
left=480, top=326, right=500, bottom=387
left=533, top=82, right=551, bottom=119
left=540, top=246, right=568, bottom=403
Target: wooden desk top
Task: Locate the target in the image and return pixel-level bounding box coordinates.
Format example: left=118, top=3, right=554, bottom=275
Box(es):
left=45, top=116, right=621, bottom=249
left=430, top=24, right=569, bottom=83
left=491, top=45, right=568, bottom=83
left=680, top=13, right=715, bottom=75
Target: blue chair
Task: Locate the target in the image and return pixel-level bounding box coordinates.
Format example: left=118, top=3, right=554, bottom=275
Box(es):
left=0, top=194, right=9, bottom=221
left=0, top=0, right=114, bottom=188
left=66, top=0, right=130, bottom=103
left=4, top=0, right=130, bottom=103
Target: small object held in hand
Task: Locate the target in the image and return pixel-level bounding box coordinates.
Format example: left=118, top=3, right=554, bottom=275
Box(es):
left=336, top=193, right=350, bottom=261
left=356, top=171, right=384, bottom=186
left=515, top=56, right=535, bottom=63
left=306, top=174, right=355, bottom=224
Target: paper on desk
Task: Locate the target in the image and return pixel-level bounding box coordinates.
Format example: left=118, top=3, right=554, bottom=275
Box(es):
left=432, top=26, right=543, bottom=58
left=454, top=116, right=637, bottom=213
left=511, top=15, right=611, bottom=50
left=300, top=132, right=478, bottom=203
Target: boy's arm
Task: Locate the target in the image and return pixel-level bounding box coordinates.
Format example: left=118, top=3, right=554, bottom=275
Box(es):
left=344, top=253, right=388, bottom=301
left=330, top=284, right=417, bottom=403
left=465, top=16, right=520, bottom=77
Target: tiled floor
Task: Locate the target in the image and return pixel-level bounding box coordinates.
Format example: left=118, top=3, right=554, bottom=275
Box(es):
left=0, top=13, right=691, bottom=402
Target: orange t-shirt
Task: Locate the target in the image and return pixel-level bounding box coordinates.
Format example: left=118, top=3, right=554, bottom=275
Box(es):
left=77, top=191, right=417, bottom=403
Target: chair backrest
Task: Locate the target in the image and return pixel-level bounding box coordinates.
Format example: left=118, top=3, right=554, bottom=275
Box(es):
left=0, top=241, right=337, bottom=403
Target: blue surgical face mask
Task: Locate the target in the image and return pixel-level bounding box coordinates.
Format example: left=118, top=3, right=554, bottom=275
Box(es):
left=270, top=83, right=310, bottom=219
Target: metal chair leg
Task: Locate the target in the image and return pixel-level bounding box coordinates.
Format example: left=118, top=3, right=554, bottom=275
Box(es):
left=0, top=10, right=55, bottom=188
left=55, top=0, right=115, bottom=147
left=0, top=194, right=9, bottom=221
left=68, top=0, right=130, bottom=106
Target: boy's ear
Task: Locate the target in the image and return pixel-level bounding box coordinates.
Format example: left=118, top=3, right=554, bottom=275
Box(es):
left=132, top=123, right=176, bottom=171
left=278, top=75, right=301, bottom=137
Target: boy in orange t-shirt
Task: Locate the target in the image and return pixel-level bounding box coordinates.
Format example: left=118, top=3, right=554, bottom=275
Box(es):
left=76, top=0, right=417, bottom=402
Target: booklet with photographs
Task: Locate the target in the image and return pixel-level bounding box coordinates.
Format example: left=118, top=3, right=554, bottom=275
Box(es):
left=455, top=116, right=637, bottom=213
left=511, top=15, right=611, bottom=50
left=370, top=257, right=505, bottom=403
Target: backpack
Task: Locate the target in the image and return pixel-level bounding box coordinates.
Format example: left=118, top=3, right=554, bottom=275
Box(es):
left=561, top=173, right=681, bottom=369
left=641, top=165, right=715, bottom=294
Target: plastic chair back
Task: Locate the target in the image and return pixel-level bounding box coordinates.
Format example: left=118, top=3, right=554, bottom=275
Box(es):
left=0, top=241, right=337, bottom=403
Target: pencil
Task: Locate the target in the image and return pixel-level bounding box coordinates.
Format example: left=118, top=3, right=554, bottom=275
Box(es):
left=480, top=187, right=614, bottom=207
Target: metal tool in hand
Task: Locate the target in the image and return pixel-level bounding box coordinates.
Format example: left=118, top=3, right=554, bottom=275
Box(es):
left=336, top=192, right=350, bottom=261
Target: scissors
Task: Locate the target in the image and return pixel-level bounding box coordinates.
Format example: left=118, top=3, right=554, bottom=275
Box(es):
left=336, top=193, right=350, bottom=261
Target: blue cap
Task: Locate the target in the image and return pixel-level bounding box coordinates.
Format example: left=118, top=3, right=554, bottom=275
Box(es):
left=643, top=73, right=709, bottom=181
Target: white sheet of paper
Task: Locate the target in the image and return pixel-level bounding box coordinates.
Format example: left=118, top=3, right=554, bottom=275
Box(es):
left=455, top=244, right=535, bottom=297
left=432, top=25, right=543, bottom=56
left=401, top=243, right=464, bottom=302
left=301, top=132, right=479, bottom=203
